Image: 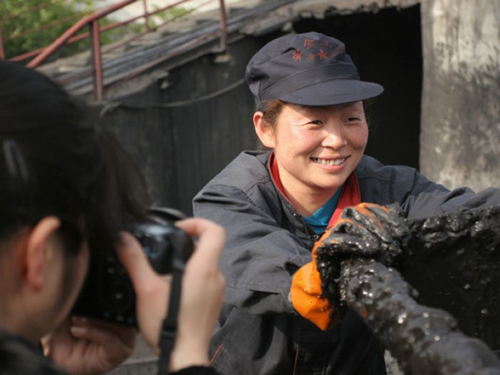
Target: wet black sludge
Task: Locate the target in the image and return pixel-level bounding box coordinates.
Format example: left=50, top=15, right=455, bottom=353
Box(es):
left=317, top=205, right=500, bottom=374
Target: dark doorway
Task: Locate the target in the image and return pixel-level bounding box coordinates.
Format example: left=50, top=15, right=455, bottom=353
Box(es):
left=294, top=5, right=422, bottom=169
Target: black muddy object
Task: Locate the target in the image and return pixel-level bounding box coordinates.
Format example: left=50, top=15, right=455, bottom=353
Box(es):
left=340, top=259, right=500, bottom=375
left=401, top=205, right=500, bottom=351
left=316, top=204, right=500, bottom=373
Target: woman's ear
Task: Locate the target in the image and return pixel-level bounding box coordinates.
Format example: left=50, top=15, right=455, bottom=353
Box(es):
left=253, top=111, right=276, bottom=149
left=24, top=217, right=61, bottom=290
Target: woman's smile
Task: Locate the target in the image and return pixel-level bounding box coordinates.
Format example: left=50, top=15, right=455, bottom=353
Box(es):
left=310, top=156, right=349, bottom=167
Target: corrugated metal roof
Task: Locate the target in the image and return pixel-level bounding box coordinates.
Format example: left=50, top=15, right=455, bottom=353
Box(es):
left=37, top=0, right=419, bottom=100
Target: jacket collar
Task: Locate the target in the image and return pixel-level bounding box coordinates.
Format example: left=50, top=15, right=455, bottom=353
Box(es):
left=268, top=152, right=361, bottom=229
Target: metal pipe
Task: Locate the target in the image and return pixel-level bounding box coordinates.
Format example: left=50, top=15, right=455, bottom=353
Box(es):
left=27, top=0, right=137, bottom=68
left=142, top=0, right=150, bottom=32
left=10, top=5, right=163, bottom=63
left=9, top=47, right=45, bottom=62
left=0, top=27, right=5, bottom=60
left=218, top=0, right=228, bottom=50
left=89, top=21, right=104, bottom=101
left=11, top=0, right=198, bottom=63
left=24, top=0, right=200, bottom=68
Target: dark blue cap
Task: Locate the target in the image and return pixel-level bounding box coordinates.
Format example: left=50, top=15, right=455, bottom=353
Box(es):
left=245, top=32, right=384, bottom=106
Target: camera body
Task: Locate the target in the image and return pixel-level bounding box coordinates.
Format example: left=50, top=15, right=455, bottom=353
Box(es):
left=72, top=208, right=193, bottom=326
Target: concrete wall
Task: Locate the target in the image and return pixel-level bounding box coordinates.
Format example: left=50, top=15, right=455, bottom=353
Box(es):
left=420, top=0, right=500, bottom=191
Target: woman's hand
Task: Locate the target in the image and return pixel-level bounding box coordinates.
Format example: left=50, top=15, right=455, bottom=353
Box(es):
left=42, top=316, right=137, bottom=374
left=170, top=218, right=226, bottom=371
left=117, top=217, right=226, bottom=371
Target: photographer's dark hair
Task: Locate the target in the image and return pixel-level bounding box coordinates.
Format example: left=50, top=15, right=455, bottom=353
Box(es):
left=0, top=61, right=149, bottom=266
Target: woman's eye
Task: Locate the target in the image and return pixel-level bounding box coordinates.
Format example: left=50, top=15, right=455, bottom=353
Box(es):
left=308, top=120, right=323, bottom=125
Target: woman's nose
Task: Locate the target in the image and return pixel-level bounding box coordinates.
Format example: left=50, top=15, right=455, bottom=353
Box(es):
left=321, top=127, right=347, bottom=150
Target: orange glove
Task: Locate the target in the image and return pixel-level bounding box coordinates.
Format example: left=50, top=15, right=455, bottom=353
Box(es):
left=290, top=227, right=339, bottom=330
left=291, top=203, right=407, bottom=331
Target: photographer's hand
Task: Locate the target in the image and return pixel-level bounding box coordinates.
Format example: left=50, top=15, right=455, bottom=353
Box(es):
left=42, top=316, right=136, bottom=374
left=117, top=218, right=226, bottom=372
left=172, top=218, right=226, bottom=371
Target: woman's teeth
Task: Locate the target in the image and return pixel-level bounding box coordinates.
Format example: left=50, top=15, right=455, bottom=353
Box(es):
left=312, top=157, right=346, bottom=166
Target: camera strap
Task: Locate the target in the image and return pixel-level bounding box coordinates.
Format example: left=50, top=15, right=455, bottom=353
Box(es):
left=157, top=266, right=183, bottom=375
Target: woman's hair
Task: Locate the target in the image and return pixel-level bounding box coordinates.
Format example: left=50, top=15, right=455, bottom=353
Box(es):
left=256, top=99, right=285, bottom=130
left=254, top=100, right=285, bottom=149
left=0, top=61, right=149, bottom=261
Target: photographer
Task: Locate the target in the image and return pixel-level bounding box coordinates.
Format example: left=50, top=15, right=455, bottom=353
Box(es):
left=0, top=60, right=225, bottom=375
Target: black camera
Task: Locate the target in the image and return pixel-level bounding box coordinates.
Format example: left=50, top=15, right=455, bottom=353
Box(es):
left=72, top=207, right=193, bottom=326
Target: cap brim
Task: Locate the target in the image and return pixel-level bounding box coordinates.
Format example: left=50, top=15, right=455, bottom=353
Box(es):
left=278, top=80, right=384, bottom=106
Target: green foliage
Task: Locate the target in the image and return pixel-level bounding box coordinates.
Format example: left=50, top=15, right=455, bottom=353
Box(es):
left=0, top=0, right=191, bottom=62
left=0, top=0, right=95, bottom=60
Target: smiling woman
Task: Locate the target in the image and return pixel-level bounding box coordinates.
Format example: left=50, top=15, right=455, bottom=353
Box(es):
left=254, top=101, right=369, bottom=216
left=192, top=31, right=500, bottom=375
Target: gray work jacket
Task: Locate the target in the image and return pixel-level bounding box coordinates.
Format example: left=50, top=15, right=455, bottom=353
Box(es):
left=193, top=150, right=500, bottom=375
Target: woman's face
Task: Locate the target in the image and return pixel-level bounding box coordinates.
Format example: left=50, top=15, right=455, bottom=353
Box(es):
left=260, top=101, right=368, bottom=210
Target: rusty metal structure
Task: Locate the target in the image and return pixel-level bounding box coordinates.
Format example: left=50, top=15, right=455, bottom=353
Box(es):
left=0, top=0, right=230, bottom=101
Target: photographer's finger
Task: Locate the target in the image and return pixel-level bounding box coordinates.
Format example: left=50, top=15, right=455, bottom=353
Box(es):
left=70, top=324, right=135, bottom=366
left=70, top=323, right=127, bottom=347
left=116, top=232, right=157, bottom=290
left=175, top=218, right=226, bottom=261
left=72, top=316, right=137, bottom=343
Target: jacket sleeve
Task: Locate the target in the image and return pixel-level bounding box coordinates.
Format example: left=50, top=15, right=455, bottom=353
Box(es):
left=357, top=155, right=500, bottom=217
left=398, top=169, right=500, bottom=219
left=193, top=183, right=312, bottom=316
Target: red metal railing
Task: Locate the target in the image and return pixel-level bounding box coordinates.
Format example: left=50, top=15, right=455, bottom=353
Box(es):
left=0, top=0, right=228, bottom=101
left=0, top=29, right=4, bottom=61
